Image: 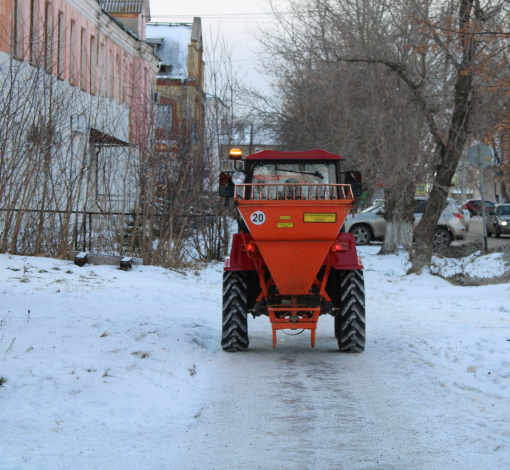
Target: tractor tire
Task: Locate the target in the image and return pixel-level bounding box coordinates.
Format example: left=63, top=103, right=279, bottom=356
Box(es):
left=335, top=270, right=365, bottom=352
left=222, top=271, right=249, bottom=352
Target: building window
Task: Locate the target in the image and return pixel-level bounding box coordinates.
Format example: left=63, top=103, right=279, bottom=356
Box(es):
left=70, top=20, right=76, bottom=84
left=80, top=28, right=86, bottom=90
left=29, top=0, right=39, bottom=64
left=116, top=54, right=120, bottom=102
left=57, top=11, right=65, bottom=78
left=99, top=43, right=106, bottom=97
left=143, top=67, right=148, bottom=101
left=109, top=49, right=114, bottom=98
left=44, top=3, right=53, bottom=72
left=156, top=104, right=173, bottom=131
left=122, top=58, right=126, bottom=103
left=90, top=36, right=96, bottom=95
left=13, top=0, right=24, bottom=58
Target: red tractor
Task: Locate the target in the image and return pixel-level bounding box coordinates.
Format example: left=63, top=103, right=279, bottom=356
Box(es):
left=219, top=149, right=365, bottom=352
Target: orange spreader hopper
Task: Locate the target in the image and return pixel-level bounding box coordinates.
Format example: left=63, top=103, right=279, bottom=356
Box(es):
left=236, top=184, right=353, bottom=295
left=233, top=183, right=354, bottom=348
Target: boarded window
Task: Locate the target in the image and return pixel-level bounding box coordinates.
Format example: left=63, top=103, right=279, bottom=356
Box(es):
left=80, top=28, right=86, bottom=90
left=44, top=3, right=53, bottom=72
left=99, top=43, right=106, bottom=97
left=13, top=0, right=24, bottom=58
left=116, top=54, right=120, bottom=101
left=122, top=58, right=127, bottom=103
left=57, top=11, right=65, bottom=77
left=90, top=36, right=96, bottom=94
left=70, top=20, right=76, bottom=84
left=109, top=49, right=114, bottom=98
left=29, top=0, right=39, bottom=64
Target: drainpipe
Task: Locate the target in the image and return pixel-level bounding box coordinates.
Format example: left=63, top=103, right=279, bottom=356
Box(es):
left=182, top=79, right=190, bottom=141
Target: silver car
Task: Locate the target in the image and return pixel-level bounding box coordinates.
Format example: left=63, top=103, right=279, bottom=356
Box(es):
left=448, top=198, right=470, bottom=233
left=344, top=200, right=467, bottom=247
left=486, top=204, right=510, bottom=238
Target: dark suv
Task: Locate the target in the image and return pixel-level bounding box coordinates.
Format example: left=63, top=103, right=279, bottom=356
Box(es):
left=462, top=199, right=494, bottom=217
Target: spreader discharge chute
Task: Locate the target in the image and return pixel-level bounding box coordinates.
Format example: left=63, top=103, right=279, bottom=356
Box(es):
left=220, top=149, right=365, bottom=351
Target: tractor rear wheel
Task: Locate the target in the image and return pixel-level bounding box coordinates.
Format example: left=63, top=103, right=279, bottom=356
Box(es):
left=222, top=271, right=249, bottom=352
left=335, top=270, right=365, bottom=352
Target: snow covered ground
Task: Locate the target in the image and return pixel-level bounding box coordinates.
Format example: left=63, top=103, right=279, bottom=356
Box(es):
left=1, top=248, right=509, bottom=469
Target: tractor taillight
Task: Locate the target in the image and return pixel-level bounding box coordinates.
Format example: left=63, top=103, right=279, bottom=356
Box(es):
left=333, top=242, right=347, bottom=252
left=453, top=212, right=463, bottom=220
left=246, top=243, right=254, bottom=252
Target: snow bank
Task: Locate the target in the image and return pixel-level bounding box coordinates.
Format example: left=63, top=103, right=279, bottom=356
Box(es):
left=1, top=249, right=509, bottom=469
left=431, top=250, right=507, bottom=278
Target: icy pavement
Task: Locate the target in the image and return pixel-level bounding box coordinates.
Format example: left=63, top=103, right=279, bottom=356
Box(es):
left=0, top=249, right=509, bottom=469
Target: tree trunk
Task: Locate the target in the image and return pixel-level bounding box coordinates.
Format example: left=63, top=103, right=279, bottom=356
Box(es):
left=409, top=0, right=476, bottom=273
left=380, top=185, right=415, bottom=254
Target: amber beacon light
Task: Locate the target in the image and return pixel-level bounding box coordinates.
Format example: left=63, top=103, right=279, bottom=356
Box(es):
left=229, top=148, right=243, bottom=160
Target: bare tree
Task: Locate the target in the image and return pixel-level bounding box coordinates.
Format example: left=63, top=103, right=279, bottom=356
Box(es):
left=255, top=0, right=507, bottom=267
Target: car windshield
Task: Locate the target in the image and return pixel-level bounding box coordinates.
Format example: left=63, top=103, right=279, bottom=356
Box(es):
left=496, top=206, right=510, bottom=216
left=251, top=163, right=336, bottom=184
left=360, top=204, right=383, bottom=213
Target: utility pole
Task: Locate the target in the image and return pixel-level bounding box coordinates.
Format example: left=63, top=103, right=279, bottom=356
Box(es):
left=479, top=146, right=488, bottom=254
left=468, top=143, right=492, bottom=254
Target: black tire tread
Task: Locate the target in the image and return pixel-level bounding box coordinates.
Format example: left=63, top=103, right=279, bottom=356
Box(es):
left=335, top=270, right=365, bottom=352
left=222, top=271, right=249, bottom=352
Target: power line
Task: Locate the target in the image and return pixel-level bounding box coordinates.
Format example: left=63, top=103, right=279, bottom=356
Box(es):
left=150, top=11, right=294, bottom=19
left=151, top=12, right=275, bottom=17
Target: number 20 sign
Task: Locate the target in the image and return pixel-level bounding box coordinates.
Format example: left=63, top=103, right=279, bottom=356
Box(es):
left=250, top=211, right=266, bottom=225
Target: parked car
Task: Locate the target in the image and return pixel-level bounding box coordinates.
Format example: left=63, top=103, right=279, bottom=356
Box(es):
left=345, top=200, right=467, bottom=247
left=486, top=204, right=510, bottom=238
left=448, top=198, right=470, bottom=233
left=462, top=199, right=494, bottom=217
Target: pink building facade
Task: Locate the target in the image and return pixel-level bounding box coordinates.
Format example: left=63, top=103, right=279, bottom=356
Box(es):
left=0, top=0, right=159, bottom=144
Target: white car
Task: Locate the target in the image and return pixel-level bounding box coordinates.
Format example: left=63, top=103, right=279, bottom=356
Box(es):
left=345, top=200, right=467, bottom=247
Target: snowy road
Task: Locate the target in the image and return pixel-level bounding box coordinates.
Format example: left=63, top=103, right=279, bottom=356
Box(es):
left=173, top=334, right=438, bottom=470
left=172, top=318, right=501, bottom=470
left=1, top=249, right=509, bottom=469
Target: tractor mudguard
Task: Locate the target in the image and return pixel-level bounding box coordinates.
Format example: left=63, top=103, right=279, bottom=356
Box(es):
left=328, top=233, right=364, bottom=270
left=224, top=233, right=257, bottom=271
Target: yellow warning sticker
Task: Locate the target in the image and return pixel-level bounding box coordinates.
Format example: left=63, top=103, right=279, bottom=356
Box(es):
left=277, top=222, right=294, bottom=228
left=279, top=216, right=292, bottom=220
left=304, top=213, right=337, bottom=223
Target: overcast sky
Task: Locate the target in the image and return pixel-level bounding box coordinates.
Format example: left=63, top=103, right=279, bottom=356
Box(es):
left=149, top=0, right=285, bottom=90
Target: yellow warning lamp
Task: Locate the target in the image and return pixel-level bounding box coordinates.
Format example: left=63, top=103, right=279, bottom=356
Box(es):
left=229, top=148, right=243, bottom=160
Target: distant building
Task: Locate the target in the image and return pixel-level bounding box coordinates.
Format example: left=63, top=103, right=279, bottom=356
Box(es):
left=146, top=19, right=205, bottom=156
left=220, top=122, right=283, bottom=170
left=205, top=94, right=229, bottom=189
left=101, top=0, right=151, bottom=40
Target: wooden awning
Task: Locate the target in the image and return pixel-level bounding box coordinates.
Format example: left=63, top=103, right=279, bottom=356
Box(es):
left=89, top=128, right=129, bottom=147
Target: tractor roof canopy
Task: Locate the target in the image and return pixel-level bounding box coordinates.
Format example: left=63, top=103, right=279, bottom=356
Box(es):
left=245, top=149, right=343, bottom=160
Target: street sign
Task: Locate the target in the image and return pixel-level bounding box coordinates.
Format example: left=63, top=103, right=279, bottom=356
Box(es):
left=415, top=184, right=427, bottom=196
left=467, top=144, right=492, bottom=169
left=467, top=143, right=492, bottom=253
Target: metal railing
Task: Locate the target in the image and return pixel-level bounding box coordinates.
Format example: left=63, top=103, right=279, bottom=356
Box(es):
left=234, top=183, right=353, bottom=201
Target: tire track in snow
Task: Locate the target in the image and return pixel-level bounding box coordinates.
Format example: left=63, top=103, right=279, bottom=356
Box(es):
left=169, top=320, right=449, bottom=469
